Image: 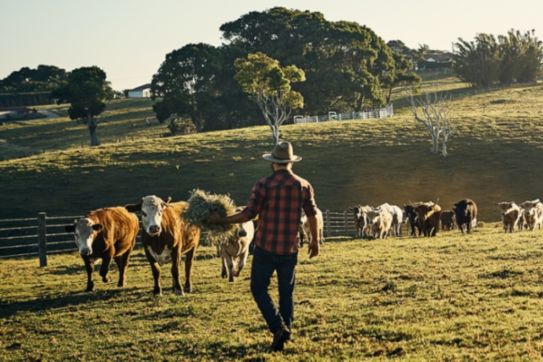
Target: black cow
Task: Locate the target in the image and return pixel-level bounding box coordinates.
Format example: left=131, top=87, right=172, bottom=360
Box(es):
left=454, top=199, right=478, bottom=234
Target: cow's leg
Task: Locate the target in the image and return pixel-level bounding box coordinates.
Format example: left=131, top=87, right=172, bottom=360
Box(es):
left=225, top=254, right=235, bottom=282
left=320, top=227, right=325, bottom=244
left=171, top=247, right=183, bottom=295
left=183, top=247, right=195, bottom=293
left=116, top=251, right=131, bottom=287
left=144, top=247, right=162, bottom=295
left=221, top=253, right=228, bottom=279
left=99, top=251, right=112, bottom=283
left=83, top=257, right=94, bottom=292
left=236, top=249, right=249, bottom=277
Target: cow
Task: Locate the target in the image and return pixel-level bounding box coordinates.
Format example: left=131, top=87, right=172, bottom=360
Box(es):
left=520, top=199, right=543, bottom=231
left=497, top=202, right=522, bottom=233
left=219, top=208, right=255, bottom=282
left=517, top=208, right=527, bottom=231
left=414, top=202, right=442, bottom=237
left=404, top=204, right=421, bottom=237
left=377, top=203, right=404, bottom=237
left=353, top=205, right=372, bottom=238
left=366, top=208, right=393, bottom=239
left=299, top=208, right=324, bottom=246
left=125, top=195, right=200, bottom=296
left=65, top=207, right=139, bottom=292
left=440, top=210, right=456, bottom=231
left=454, top=199, right=478, bottom=234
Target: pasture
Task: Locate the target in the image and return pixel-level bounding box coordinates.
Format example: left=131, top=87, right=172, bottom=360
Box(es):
left=1, top=225, right=543, bottom=360
left=1, top=78, right=543, bottom=219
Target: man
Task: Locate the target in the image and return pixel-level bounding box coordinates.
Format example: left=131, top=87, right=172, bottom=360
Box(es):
left=208, top=140, right=320, bottom=352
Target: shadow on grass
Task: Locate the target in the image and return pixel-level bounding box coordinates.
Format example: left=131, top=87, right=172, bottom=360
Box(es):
left=0, top=288, right=135, bottom=318
left=171, top=339, right=269, bottom=360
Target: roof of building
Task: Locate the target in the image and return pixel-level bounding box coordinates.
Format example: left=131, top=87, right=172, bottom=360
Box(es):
left=129, top=83, right=152, bottom=91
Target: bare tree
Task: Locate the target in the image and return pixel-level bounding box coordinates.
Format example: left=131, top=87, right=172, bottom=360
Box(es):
left=410, top=93, right=452, bottom=157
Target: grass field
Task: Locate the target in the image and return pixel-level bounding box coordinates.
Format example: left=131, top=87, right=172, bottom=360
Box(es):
left=1, top=78, right=543, bottom=219
left=1, top=226, right=543, bottom=360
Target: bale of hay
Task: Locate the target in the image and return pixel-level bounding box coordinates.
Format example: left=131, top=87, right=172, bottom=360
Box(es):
left=185, top=189, right=238, bottom=243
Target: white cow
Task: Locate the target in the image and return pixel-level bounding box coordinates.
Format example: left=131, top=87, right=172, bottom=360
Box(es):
left=377, top=203, right=404, bottom=237
left=520, top=199, right=543, bottom=231
left=366, top=208, right=393, bottom=239
left=219, top=217, right=254, bottom=282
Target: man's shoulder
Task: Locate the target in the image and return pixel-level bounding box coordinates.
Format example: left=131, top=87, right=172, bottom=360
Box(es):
left=290, top=172, right=313, bottom=188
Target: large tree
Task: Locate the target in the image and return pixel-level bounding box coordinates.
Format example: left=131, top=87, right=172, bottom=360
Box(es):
left=235, top=52, right=305, bottom=144
left=383, top=51, right=421, bottom=103
left=221, top=7, right=395, bottom=114
left=151, top=43, right=223, bottom=130
left=53, top=66, right=113, bottom=146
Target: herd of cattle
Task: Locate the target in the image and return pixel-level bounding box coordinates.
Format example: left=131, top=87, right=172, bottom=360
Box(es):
left=352, top=198, right=543, bottom=239
left=63, top=195, right=543, bottom=294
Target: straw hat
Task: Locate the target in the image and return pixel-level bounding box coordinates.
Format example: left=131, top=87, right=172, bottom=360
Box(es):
left=262, top=141, right=302, bottom=163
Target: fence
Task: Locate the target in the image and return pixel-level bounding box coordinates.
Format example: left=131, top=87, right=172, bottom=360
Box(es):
left=0, top=211, right=358, bottom=266
left=293, top=104, right=394, bottom=124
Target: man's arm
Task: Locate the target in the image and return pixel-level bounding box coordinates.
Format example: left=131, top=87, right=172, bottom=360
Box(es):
left=208, top=211, right=251, bottom=224
left=307, top=214, right=320, bottom=258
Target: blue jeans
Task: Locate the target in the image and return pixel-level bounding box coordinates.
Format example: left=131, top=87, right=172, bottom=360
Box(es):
left=250, top=246, right=297, bottom=333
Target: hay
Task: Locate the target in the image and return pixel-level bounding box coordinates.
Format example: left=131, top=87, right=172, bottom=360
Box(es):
left=185, top=189, right=238, bottom=243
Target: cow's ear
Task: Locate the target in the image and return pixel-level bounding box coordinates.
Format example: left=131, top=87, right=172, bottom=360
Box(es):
left=65, top=224, right=75, bottom=232
left=92, top=224, right=103, bottom=231
left=125, top=202, right=142, bottom=213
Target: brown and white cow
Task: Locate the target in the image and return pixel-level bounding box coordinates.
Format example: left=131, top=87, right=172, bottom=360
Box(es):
left=125, top=195, right=200, bottom=296
left=219, top=209, right=255, bottom=282
left=440, top=210, right=456, bottom=231
left=65, top=207, right=139, bottom=292
left=520, top=199, right=543, bottom=231
left=299, top=208, right=324, bottom=246
left=497, top=201, right=521, bottom=233
left=414, top=202, right=442, bottom=237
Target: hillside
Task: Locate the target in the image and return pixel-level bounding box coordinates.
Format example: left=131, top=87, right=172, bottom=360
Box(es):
left=1, top=78, right=543, bottom=219
left=2, top=226, right=543, bottom=360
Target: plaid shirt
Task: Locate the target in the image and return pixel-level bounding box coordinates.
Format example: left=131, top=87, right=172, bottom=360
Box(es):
left=241, top=169, right=318, bottom=255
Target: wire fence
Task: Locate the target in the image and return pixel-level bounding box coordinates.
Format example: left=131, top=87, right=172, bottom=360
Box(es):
left=293, top=104, right=394, bottom=124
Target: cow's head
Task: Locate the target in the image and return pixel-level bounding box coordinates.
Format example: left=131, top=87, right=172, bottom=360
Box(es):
left=65, top=218, right=103, bottom=256
left=415, top=203, right=435, bottom=221
left=125, top=195, right=170, bottom=236
left=497, top=201, right=514, bottom=213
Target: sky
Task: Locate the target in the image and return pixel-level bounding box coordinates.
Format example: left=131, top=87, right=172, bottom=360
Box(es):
left=2, top=0, right=543, bottom=90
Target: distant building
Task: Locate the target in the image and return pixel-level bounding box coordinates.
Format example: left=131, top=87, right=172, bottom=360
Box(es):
left=127, top=83, right=151, bottom=98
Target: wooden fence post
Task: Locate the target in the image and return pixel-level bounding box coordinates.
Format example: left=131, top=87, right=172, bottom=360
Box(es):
left=37, top=212, right=47, bottom=267
left=343, top=210, right=348, bottom=236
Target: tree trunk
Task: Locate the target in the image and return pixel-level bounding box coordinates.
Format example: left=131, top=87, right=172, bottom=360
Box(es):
left=88, top=116, right=100, bottom=146
left=270, top=124, right=280, bottom=145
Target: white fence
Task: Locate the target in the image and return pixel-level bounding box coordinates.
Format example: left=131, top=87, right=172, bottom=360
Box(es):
left=293, top=104, right=394, bottom=124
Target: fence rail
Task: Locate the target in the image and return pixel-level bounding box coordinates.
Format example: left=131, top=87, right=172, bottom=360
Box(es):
left=0, top=211, right=358, bottom=265
left=293, top=104, right=394, bottom=124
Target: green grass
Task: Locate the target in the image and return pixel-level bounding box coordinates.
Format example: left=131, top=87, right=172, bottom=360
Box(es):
left=1, top=226, right=543, bottom=360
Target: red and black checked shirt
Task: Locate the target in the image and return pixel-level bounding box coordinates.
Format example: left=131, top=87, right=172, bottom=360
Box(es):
left=241, top=169, right=318, bottom=255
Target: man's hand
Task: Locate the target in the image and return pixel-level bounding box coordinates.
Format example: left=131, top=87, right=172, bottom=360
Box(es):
left=207, top=212, right=225, bottom=224
left=308, top=240, right=319, bottom=258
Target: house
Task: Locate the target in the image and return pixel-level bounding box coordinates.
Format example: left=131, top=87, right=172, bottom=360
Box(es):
left=127, top=83, right=151, bottom=98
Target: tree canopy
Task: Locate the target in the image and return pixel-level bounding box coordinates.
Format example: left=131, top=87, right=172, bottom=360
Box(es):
left=0, top=65, right=67, bottom=93
left=235, top=52, right=305, bottom=144
left=53, top=66, right=113, bottom=146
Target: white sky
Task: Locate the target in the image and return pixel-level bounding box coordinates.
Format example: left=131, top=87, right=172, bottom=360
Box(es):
left=2, top=0, right=542, bottom=90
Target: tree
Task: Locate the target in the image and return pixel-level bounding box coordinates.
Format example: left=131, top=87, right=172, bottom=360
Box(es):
left=453, top=30, right=542, bottom=87
left=53, top=66, right=113, bottom=146
left=383, top=52, right=421, bottom=103
left=235, top=52, right=305, bottom=145
left=151, top=43, right=224, bottom=130
left=0, top=65, right=67, bottom=92
left=411, top=93, right=452, bottom=157
left=221, top=7, right=394, bottom=114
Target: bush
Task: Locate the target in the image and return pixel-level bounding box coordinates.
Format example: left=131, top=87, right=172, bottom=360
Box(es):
left=167, top=116, right=197, bottom=135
